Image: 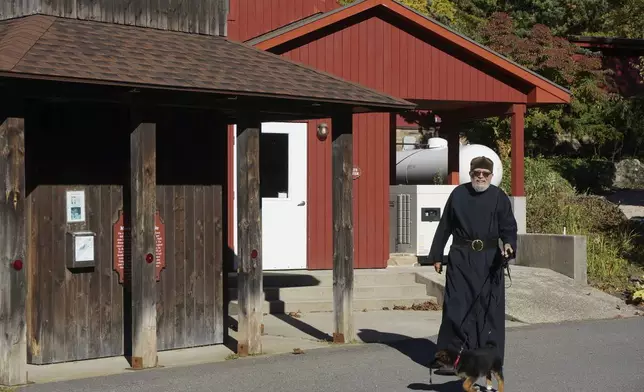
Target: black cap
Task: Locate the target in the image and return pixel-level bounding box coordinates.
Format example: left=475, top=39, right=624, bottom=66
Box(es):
left=470, top=156, right=493, bottom=172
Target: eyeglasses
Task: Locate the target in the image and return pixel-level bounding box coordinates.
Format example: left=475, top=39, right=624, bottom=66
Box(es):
left=471, top=170, right=491, bottom=178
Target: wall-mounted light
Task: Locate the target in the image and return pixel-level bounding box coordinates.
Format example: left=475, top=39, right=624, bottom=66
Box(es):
left=317, top=123, right=329, bottom=141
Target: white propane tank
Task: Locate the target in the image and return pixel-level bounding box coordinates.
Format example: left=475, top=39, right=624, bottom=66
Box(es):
left=395, top=138, right=503, bottom=187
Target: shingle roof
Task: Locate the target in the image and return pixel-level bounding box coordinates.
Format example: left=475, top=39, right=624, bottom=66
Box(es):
left=0, top=15, right=414, bottom=110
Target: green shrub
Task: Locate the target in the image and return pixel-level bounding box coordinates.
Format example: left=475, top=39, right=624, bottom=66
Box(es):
left=549, top=157, right=616, bottom=194
left=501, top=157, right=642, bottom=292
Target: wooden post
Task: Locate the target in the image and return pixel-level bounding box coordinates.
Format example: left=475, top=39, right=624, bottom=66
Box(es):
left=331, top=113, right=354, bottom=344
left=389, top=113, right=397, bottom=185
left=445, top=127, right=460, bottom=185
left=236, top=120, right=262, bottom=357
left=0, top=117, right=27, bottom=386
left=130, top=122, right=158, bottom=369
left=510, top=104, right=526, bottom=197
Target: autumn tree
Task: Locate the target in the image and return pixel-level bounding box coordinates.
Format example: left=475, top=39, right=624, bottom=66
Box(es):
left=462, top=13, right=633, bottom=157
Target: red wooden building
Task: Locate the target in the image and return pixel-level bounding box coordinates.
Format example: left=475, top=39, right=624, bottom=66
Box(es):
left=569, top=35, right=644, bottom=97
left=226, top=0, right=572, bottom=271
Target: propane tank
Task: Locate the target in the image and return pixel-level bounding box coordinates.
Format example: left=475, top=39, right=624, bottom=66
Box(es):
left=395, top=138, right=503, bottom=186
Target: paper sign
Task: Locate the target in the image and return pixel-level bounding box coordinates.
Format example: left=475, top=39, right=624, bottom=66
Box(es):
left=66, top=190, right=86, bottom=223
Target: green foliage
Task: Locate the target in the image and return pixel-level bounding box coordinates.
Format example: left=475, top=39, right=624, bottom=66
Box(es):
left=548, top=157, right=616, bottom=193
left=504, top=0, right=612, bottom=36
left=599, top=0, right=644, bottom=39
left=500, top=157, right=644, bottom=292
left=467, top=12, right=644, bottom=159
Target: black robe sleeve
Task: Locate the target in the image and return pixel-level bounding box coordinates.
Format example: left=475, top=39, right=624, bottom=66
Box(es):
left=497, top=191, right=518, bottom=252
left=428, top=193, right=454, bottom=264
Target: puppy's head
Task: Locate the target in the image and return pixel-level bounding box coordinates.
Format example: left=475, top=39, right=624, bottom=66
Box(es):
left=434, top=349, right=457, bottom=366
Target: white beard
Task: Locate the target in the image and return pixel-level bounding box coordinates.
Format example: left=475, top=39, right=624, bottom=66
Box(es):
left=472, top=182, right=490, bottom=193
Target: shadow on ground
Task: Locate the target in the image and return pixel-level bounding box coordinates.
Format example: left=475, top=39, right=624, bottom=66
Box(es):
left=357, top=329, right=436, bottom=369
left=408, top=380, right=463, bottom=391
left=273, top=314, right=332, bottom=341
left=356, top=329, right=497, bottom=392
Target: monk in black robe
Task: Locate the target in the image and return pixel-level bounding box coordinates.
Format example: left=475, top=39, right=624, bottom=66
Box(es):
left=429, top=156, right=518, bottom=375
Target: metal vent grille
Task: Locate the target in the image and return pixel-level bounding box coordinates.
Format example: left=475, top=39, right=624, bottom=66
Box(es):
left=396, top=194, right=411, bottom=245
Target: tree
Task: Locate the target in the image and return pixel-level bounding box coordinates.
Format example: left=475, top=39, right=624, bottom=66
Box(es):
left=600, top=0, right=644, bottom=39
left=466, top=13, right=630, bottom=157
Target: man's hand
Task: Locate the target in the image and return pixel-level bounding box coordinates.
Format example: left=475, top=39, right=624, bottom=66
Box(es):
left=502, top=243, right=514, bottom=259
left=434, top=262, right=443, bottom=274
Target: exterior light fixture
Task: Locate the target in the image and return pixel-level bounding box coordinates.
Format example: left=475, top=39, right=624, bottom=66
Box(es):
left=317, top=123, right=329, bottom=141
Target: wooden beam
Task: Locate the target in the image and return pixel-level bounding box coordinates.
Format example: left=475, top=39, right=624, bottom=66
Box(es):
left=389, top=113, right=397, bottom=185
left=4, top=78, right=413, bottom=120
left=236, top=120, right=263, bottom=357
left=510, top=104, right=526, bottom=197
left=0, top=117, right=27, bottom=386
left=331, top=113, right=354, bottom=344
left=130, top=122, right=158, bottom=369
left=438, top=103, right=515, bottom=123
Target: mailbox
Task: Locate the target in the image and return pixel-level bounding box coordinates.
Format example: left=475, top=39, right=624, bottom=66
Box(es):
left=66, top=231, right=97, bottom=270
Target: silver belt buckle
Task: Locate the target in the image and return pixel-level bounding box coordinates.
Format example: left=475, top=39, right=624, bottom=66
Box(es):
left=471, top=239, right=484, bottom=252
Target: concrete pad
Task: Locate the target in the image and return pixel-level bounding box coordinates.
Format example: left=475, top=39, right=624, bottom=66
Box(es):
left=414, top=265, right=640, bottom=324
left=235, top=310, right=526, bottom=344
left=24, top=333, right=327, bottom=385
left=24, top=310, right=527, bottom=386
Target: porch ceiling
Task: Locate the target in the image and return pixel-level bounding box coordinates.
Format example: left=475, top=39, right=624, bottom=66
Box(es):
left=0, top=15, right=414, bottom=114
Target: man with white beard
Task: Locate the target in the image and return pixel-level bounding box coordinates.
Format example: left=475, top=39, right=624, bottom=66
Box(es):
left=428, top=156, right=518, bottom=375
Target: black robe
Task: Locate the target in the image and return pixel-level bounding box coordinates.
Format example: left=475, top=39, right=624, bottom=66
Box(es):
left=428, top=183, right=517, bottom=364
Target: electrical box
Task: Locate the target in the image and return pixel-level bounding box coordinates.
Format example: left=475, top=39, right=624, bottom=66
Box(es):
left=389, top=185, right=457, bottom=263
left=66, top=231, right=97, bottom=270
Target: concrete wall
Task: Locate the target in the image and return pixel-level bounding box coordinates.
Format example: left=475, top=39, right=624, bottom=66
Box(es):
left=516, top=234, right=588, bottom=285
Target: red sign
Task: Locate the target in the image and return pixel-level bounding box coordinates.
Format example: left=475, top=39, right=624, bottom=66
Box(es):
left=154, top=212, right=166, bottom=282
left=113, top=210, right=166, bottom=284
left=113, top=212, right=128, bottom=284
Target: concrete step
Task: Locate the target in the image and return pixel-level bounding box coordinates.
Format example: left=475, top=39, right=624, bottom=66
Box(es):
left=227, top=284, right=429, bottom=301
left=227, top=271, right=420, bottom=288
left=228, top=296, right=438, bottom=315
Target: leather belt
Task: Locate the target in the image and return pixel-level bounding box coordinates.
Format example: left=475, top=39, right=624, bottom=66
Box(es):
left=452, top=236, right=498, bottom=252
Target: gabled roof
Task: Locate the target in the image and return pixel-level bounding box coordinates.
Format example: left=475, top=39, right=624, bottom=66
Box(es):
left=247, top=0, right=571, bottom=105
left=0, top=15, right=414, bottom=110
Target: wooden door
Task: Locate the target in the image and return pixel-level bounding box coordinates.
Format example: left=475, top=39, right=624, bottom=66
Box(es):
left=27, top=186, right=125, bottom=364
left=155, top=185, right=224, bottom=351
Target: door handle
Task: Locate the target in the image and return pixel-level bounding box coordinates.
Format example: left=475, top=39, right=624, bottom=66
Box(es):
left=297, top=201, right=306, bottom=206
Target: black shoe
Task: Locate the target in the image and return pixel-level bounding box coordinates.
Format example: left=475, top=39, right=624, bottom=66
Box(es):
left=428, top=358, right=442, bottom=369
left=433, top=365, right=456, bottom=376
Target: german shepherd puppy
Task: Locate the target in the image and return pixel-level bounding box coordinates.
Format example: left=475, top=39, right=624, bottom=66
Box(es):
left=433, top=341, right=504, bottom=392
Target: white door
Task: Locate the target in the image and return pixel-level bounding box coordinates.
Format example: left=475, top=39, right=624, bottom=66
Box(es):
left=233, top=122, right=308, bottom=270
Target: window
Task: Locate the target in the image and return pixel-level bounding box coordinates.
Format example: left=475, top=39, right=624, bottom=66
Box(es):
left=260, top=133, right=289, bottom=198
